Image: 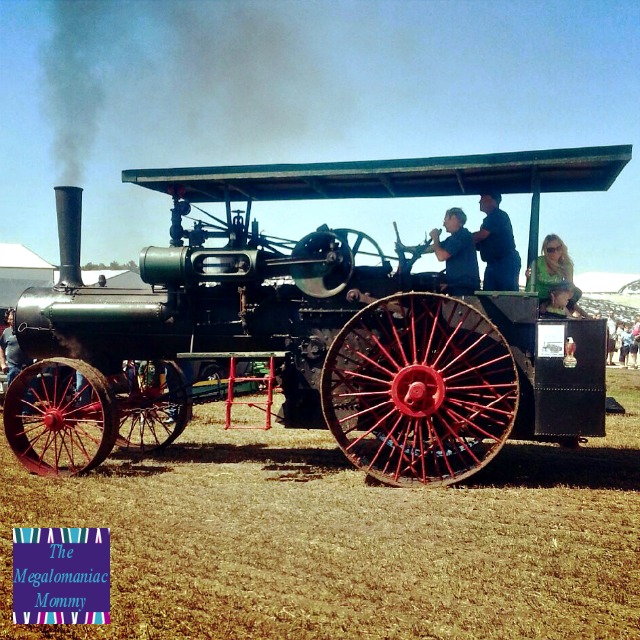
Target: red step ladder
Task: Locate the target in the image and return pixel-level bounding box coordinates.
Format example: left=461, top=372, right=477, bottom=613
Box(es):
left=224, top=354, right=282, bottom=430
left=177, top=351, right=287, bottom=431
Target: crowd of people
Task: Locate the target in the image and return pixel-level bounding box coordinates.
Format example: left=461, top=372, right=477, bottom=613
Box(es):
left=606, top=311, right=640, bottom=368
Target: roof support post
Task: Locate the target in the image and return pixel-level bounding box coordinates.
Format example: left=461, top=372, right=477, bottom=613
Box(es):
left=526, top=171, right=541, bottom=291
left=244, top=199, right=252, bottom=237
left=170, top=191, right=185, bottom=248
left=225, top=186, right=232, bottom=228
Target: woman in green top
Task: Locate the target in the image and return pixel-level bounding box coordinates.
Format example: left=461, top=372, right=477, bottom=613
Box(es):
left=526, top=234, right=582, bottom=312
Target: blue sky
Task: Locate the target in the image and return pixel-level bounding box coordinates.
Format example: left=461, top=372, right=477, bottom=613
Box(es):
left=1, top=0, right=639, bottom=277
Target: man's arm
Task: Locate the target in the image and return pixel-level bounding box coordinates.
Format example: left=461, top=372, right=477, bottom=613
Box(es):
left=429, top=229, right=451, bottom=262
left=472, top=229, right=490, bottom=244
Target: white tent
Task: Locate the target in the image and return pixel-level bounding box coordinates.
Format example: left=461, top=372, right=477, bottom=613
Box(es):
left=0, top=243, right=55, bottom=308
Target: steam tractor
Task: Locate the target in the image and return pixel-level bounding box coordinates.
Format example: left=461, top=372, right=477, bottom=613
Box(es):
left=3, top=145, right=632, bottom=486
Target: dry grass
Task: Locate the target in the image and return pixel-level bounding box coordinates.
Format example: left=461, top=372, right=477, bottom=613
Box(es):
left=1, top=370, right=639, bottom=640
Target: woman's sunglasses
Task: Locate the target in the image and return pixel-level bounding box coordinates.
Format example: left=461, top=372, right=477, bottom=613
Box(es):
left=546, top=245, right=562, bottom=253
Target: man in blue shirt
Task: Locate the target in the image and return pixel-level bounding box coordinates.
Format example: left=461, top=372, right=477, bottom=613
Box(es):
left=396, top=208, right=480, bottom=296
left=428, top=207, right=480, bottom=296
left=473, top=193, right=521, bottom=291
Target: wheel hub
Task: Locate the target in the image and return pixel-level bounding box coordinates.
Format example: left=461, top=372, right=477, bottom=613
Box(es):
left=390, top=364, right=445, bottom=417
left=43, top=409, right=66, bottom=432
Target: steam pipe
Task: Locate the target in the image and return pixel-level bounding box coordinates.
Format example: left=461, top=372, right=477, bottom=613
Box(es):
left=54, top=186, right=84, bottom=288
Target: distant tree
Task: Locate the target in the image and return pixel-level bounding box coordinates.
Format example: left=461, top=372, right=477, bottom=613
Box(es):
left=82, top=260, right=139, bottom=273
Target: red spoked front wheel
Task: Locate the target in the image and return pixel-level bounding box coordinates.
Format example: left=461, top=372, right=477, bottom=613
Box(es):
left=320, top=292, right=519, bottom=487
left=4, top=358, right=119, bottom=476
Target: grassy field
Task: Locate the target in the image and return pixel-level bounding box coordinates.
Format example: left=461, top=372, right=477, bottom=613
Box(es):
left=0, top=369, right=638, bottom=639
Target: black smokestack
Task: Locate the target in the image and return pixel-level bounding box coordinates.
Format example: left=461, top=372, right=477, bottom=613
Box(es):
left=54, top=186, right=84, bottom=288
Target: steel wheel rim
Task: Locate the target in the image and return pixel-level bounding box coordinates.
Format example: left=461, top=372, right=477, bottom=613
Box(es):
left=4, top=358, right=118, bottom=477
left=321, top=292, right=519, bottom=487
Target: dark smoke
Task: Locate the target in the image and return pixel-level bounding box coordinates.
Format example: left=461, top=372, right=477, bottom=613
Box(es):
left=38, top=0, right=359, bottom=264
left=41, top=1, right=110, bottom=185
left=40, top=0, right=352, bottom=187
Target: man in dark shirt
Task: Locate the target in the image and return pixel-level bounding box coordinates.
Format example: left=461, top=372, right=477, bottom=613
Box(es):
left=396, top=208, right=480, bottom=296
left=428, top=207, right=480, bottom=296
left=472, top=193, right=521, bottom=291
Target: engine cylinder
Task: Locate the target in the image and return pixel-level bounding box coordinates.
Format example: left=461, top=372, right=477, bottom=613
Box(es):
left=140, top=246, right=259, bottom=286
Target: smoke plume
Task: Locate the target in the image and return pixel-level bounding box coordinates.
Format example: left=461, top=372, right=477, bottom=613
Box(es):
left=40, top=0, right=352, bottom=187
left=41, top=1, right=111, bottom=185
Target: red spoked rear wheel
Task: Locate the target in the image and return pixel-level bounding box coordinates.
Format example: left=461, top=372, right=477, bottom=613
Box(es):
left=4, top=358, right=118, bottom=476
left=321, top=292, right=519, bottom=487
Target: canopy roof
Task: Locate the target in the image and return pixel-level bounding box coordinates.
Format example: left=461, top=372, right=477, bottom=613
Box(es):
left=122, top=145, right=632, bottom=203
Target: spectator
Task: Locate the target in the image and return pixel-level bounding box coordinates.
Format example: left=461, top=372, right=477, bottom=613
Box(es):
left=619, top=323, right=633, bottom=367
left=614, top=320, right=624, bottom=361
left=526, top=234, right=583, bottom=316
left=630, top=315, right=640, bottom=369
left=628, top=335, right=638, bottom=370
left=606, top=311, right=617, bottom=366
left=472, top=193, right=521, bottom=291
left=0, top=308, right=31, bottom=385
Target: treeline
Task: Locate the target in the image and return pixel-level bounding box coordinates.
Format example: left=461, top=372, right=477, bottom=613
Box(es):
left=82, top=261, right=139, bottom=273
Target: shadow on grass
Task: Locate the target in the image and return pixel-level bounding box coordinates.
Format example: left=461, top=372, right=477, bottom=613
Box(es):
left=466, top=442, right=640, bottom=490
left=107, top=440, right=640, bottom=489
left=108, top=442, right=352, bottom=480
left=93, top=462, right=173, bottom=478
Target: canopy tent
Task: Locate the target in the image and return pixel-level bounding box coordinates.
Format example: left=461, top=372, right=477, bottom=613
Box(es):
left=574, top=272, right=640, bottom=295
